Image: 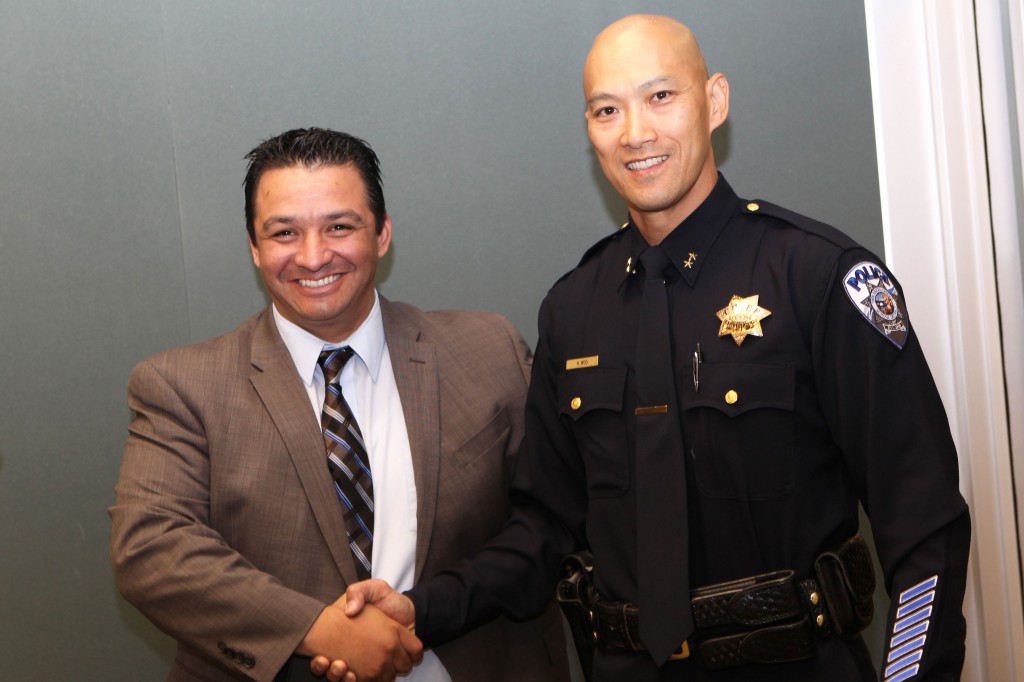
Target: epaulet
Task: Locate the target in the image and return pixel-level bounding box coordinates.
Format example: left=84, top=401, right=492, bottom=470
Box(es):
left=548, top=226, right=626, bottom=288
left=577, top=224, right=628, bottom=268
left=740, top=199, right=858, bottom=250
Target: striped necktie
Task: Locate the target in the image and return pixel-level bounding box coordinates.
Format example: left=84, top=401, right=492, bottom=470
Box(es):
left=318, top=347, right=374, bottom=579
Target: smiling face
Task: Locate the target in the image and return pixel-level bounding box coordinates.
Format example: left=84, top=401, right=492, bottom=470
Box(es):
left=584, top=16, right=729, bottom=241
left=249, top=163, right=391, bottom=342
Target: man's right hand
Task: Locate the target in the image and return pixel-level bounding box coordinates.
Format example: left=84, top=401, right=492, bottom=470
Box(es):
left=298, top=594, right=422, bottom=682
left=344, top=579, right=416, bottom=629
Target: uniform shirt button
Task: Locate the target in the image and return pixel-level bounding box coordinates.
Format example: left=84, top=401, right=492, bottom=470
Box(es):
left=747, top=202, right=760, bottom=211
left=725, top=390, right=738, bottom=405
left=571, top=397, right=582, bottom=410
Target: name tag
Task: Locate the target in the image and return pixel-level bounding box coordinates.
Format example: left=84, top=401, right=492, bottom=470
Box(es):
left=565, top=355, right=599, bottom=371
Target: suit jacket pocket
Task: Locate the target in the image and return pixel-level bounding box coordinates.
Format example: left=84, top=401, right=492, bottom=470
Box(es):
left=680, top=361, right=795, bottom=501
left=557, top=367, right=629, bottom=497
left=451, top=407, right=512, bottom=470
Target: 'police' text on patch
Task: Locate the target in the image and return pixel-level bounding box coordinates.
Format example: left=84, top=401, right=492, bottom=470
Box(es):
left=842, top=261, right=909, bottom=349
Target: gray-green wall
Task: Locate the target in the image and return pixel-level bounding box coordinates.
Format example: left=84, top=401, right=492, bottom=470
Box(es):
left=0, top=1, right=882, bottom=679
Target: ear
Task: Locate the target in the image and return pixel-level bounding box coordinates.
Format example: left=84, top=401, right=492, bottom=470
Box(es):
left=377, top=213, right=393, bottom=258
left=707, top=72, right=730, bottom=131
left=249, top=239, right=261, bottom=268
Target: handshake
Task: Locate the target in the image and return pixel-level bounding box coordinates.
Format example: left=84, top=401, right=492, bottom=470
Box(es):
left=300, top=580, right=420, bottom=682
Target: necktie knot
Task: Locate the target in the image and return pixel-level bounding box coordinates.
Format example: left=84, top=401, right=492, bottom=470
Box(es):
left=639, top=245, right=672, bottom=280
left=318, top=347, right=355, bottom=386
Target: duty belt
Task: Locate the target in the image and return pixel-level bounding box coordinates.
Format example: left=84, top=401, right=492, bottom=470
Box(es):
left=557, top=535, right=875, bottom=675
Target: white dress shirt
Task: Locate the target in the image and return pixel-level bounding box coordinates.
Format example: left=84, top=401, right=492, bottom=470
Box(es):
left=273, top=293, right=450, bottom=681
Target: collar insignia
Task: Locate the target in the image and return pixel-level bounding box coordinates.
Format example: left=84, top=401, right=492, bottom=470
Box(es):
left=716, top=294, right=772, bottom=346
left=683, top=252, right=697, bottom=269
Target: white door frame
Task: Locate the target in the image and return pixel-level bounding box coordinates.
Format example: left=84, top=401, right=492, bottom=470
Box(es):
left=863, top=1, right=1024, bottom=679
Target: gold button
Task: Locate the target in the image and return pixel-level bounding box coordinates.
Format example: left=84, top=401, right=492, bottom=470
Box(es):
left=571, top=397, right=582, bottom=410
left=747, top=202, right=760, bottom=211
left=810, top=592, right=819, bottom=605
left=725, top=390, right=738, bottom=405
left=816, top=614, right=825, bottom=627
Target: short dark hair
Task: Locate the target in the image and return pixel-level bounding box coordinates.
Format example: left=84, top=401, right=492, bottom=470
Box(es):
left=243, top=127, right=386, bottom=242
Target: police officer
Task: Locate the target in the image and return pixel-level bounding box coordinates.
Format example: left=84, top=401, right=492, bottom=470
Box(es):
left=336, top=14, right=970, bottom=682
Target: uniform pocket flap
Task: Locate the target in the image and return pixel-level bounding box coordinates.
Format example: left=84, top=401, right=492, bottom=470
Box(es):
left=557, top=367, right=626, bottom=421
left=681, top=362, right=794, bottom=417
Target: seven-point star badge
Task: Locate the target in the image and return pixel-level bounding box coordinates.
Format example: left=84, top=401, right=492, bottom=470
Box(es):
left=716, top=295, right=772, bottom=346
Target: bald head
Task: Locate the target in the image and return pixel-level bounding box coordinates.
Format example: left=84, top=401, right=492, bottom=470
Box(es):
left=584, top=15, right=708, bottom=96
left=581, top=15, right=729, bottom=240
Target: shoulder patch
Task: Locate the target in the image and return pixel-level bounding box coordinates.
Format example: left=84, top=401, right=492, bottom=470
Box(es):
left=842, top=261, right=909, bottom=349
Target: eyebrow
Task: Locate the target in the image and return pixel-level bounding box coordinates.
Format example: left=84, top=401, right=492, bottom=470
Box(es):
left=260, top=210, right=365, bottom=232
left=586, top=75, right=675, bottom=108
left=638, top=76, right=674, bottom=92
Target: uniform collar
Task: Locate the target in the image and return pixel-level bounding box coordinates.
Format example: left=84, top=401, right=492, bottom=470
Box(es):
left=622, top=173, right=739, bottom=287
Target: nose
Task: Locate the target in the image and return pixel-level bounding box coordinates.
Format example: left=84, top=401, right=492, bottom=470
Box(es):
left=621, top=107, right=655, bottom=149
left=295, top=232, right=332, bottom=271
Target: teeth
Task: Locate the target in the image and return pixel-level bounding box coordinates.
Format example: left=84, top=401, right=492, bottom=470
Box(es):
left=299, top=274, right=341, bottom=288
left=627, top=155, right=668, bottom=171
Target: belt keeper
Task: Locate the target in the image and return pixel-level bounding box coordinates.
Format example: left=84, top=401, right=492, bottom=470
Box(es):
left=588, top=607, right=599, bottom=645
left=799, top=578, right=829, bottom=636
left=621, top=604, right=642, bottom=652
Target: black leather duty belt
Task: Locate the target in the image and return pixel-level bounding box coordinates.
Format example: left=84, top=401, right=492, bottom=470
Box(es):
left=558, top=536, right=875, bottom=675
left=592, top=569, right=822, bottom=669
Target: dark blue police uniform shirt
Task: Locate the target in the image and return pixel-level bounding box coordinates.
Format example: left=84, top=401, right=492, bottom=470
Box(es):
left=411, top=174, right=969, bottom=682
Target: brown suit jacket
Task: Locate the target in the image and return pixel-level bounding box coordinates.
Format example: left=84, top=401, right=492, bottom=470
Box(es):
left=110, top=298, right=567, bottom=682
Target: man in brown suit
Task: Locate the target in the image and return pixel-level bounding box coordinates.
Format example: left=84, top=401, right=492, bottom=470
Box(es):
left=109, top=128, right=567, bottom=682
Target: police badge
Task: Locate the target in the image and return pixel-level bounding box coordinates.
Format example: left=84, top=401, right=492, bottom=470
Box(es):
left=842, top=261, right=909, bottom=349
left=716, top=294, right=772, bottom=346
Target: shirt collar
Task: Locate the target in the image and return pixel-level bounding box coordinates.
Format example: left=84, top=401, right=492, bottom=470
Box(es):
left=623, top=173, right=740, bottom=287
left=272, top=290, right=387, bottom=386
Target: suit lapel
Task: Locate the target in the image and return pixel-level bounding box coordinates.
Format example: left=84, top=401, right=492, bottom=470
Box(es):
left=248, top=310, right=361, bottom=585
left=381, top=299, right=440, bottom=581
